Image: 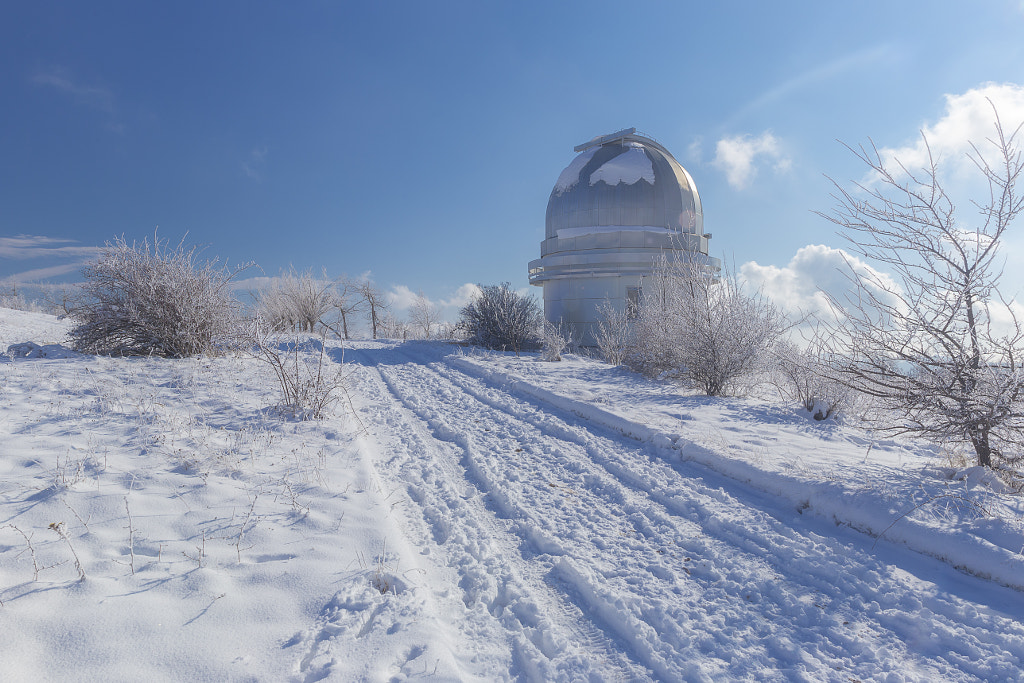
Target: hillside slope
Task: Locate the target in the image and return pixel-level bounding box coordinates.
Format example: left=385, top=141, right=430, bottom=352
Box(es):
left=1, top=309, right=1023, bottom=681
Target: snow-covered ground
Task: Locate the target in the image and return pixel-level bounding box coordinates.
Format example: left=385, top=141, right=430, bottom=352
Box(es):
left=2, top=308, right=1024, bottom=681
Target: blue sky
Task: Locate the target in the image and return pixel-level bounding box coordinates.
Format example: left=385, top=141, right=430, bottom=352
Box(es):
left=3, top=1, right=1024, bottom=318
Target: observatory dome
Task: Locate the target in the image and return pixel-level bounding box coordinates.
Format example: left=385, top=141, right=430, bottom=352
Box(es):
left=545, top=131, right=703, bottom=240
left=528, top=128, right=718, bottom=346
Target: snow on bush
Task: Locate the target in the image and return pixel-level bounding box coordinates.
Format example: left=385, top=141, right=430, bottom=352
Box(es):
left=541, top=318, right=575, bottom=362
left=69, top=234, right=247, bottom=357
left=594, top=299, right=632, bottom=366
left=250, top=318, right=349, bottom=420
left=458, top=283, right=541, bottom=354
left=256, top=268, right=339, bottom=334
left=774, top=339, right=850, bottom=420
left=628, top=256, right=789, bottom=396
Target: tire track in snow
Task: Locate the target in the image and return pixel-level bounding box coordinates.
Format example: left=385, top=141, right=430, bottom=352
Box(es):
left=358, top=343, right=1024, bottom=682
left=347, top=343, right=642, bottom=681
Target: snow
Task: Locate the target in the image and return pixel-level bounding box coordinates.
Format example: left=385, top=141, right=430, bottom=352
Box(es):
left=3, top=308, right=1024, bottom=681
left=553, top=148, right=597, bottom=194
left=589, top=145, right=655, bottom=187
left=555, top=225, right=676, bottom=239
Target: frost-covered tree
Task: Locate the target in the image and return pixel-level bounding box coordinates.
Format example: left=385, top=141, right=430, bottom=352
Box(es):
left=257, top=268, right=337, bottom=334
left=818, top=107, right=1024, bottom=468
left=379, top=313, right=408, bottom=340
left=333, top=277, right=362, bottom=340
left=541, top=318, right=576, bottom=362
left=70, top=234, right=247, bottom=357
left=359, top=282, right=389, bottom=339
left=594, top=299, right=633, bottom=366
left=774, top=338, right=850, bottom=420
left=629, top=256, right=788, bottom=396
left=459, top=283, right=541, bottom=354
left=409, top=290, right=441, bottom=339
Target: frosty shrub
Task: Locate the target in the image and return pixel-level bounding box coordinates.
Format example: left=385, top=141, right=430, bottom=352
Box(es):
left=257, top=268, right=338, bottom=334
left=774, top=339, right=850, bottom=420
left=629, top=256, right=789, bottom=396
left=409, top=290, right=442, bottom=339
left=817, top=107, right=1024, bottom=468
left=541, top=318, right=576, bottom=362
left=70, top=234, right=247, bottom=357
left=379, top=314, right=408, bottom=340
left=458, top=283, right=541, bottom=354
left=250, top=317, right=346, bottom=420
left=594, top=299, right=632, bottom=366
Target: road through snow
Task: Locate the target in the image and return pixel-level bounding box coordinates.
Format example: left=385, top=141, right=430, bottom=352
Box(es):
left=346, top=341, right=1024, bottom=682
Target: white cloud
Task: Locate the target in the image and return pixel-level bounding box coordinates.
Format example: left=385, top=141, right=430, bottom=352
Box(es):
left=241, top=147, right=268, bottom=181
left=0, top=235, right=102, bottom=284
left=727, top=44, right=900, bottom=127
left=3, top=263, right=86, bottom=283
left=387, top=283, right=484, bottom=322
left=0, top=235, right=100, bottom=260
left=741, top=244, right=901, bottom=317
left=31, top=66, right=114, bottom=113
left=712, top=132, right=790, bottom=190
left=686, top=136, right=704, bottom=165
left=438, top=283, right=481, bottom=309
left=387, top=284, right=419, bottom=312
left=875, top=82, right=1024, bottom=179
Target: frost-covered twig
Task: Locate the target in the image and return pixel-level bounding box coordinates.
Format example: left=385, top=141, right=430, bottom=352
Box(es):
left=48, top=521, right=86, bottom=581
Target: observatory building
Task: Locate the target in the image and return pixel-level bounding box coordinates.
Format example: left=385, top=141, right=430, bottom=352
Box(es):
left=528, top=128, right=720, bottom=345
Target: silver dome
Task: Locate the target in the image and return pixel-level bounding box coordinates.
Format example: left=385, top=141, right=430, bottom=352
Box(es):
left=529, top=128, right=718, bottom=346
left=545, top=129, right=703, bottom=240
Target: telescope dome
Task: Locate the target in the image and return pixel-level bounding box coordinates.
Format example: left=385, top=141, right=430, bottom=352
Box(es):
left=545, top=130, right=703, bottom=240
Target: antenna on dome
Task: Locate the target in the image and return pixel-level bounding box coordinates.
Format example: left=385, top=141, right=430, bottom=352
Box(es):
left=574, top=127, right=636, bottom=153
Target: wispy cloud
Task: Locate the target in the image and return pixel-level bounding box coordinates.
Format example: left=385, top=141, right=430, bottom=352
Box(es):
left=726, top=44, right=900, bottom=127
left=241, top=147, right=268, bottom=181
left=0, top=235, right=101, bottom=284
left=0, top=235, right=101, bottom=261
left=3, top=263, right=86, bottom=283
left=712, top=132, right=791, bottom=190
left=31, top=66, right=115, bottom=113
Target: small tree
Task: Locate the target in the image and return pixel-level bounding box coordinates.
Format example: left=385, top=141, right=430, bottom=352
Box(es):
left=817, top=106, right=1024, bottom=468
left=409, top=290, right=441, bottom=339
left=379, top=313, right=408, bottom=340
left=774, top=338, right=850, bottom=420
left=70, top=234, right=246, bottom=357
left=541, top=318, right=576, bottom=361
left=629, top=256, right=789, bottom=396
left=594, top=299, right=632, bottom=366
left=459, top=283, right=541, bottom=354
left=359, top=282, right=389, bottom=339
left=250, top=317, right=346, bottom=420
left=334, top=277, right=362, bottom=340
left=257, top=268, right=337, bottom=333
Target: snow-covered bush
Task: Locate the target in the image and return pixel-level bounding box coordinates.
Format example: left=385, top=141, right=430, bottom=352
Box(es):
left=628, top=257, right=789, bottom=396
left=458, top=283, right=541, bottom=354
left=379, top=314, right=408, bottom=340
left=257, top=268, right=338, bottom=334
left=774, top=339, right=850, bottom=420
left=70, top=234, right=247, bottom=357
left=409, top=291, right=441, bottom=339
left=594, top=299, right=632, bottom=366
left=250, top=318, right=347, bottom=420
left=541, top=318, right=575, bottom=362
